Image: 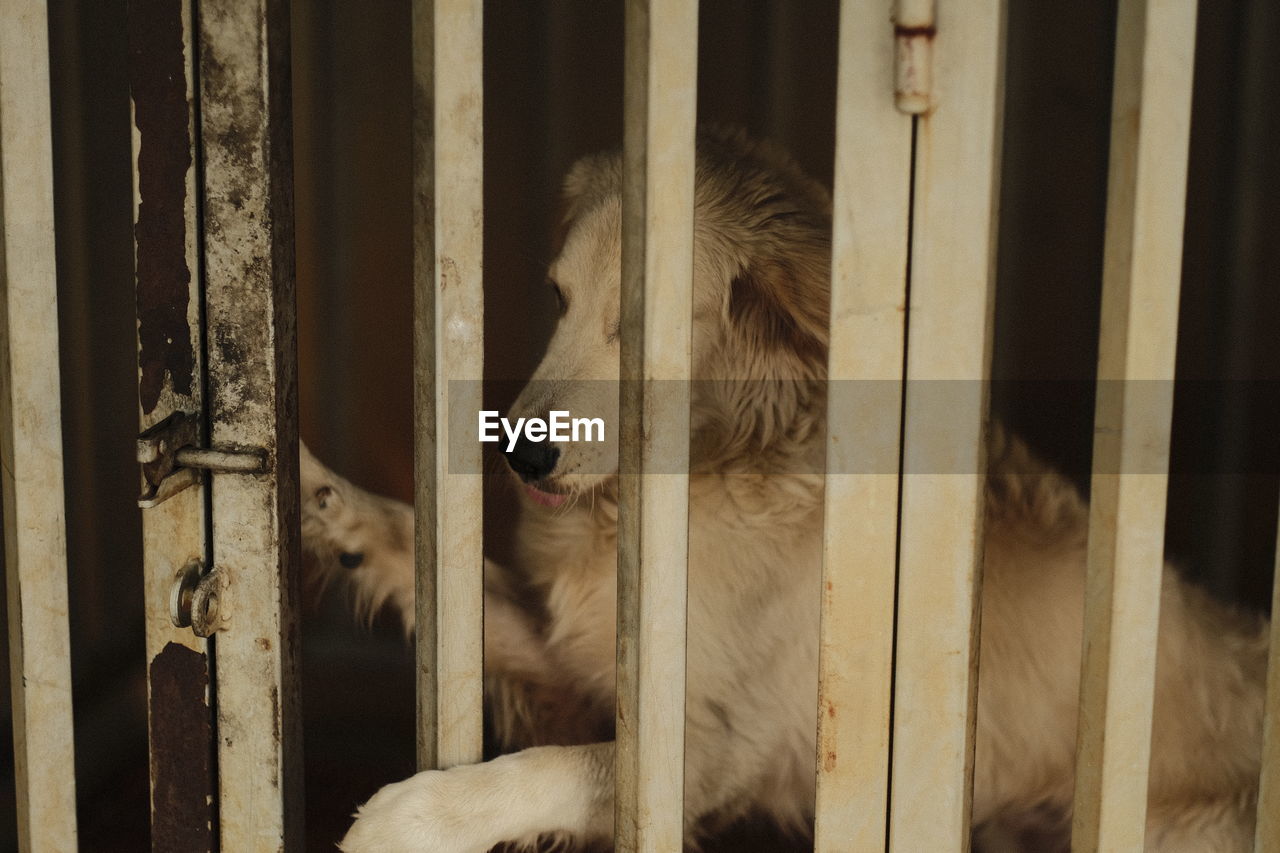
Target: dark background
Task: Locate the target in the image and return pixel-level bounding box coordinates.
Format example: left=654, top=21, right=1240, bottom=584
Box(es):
left=0, top=0, right=1275, bottom=849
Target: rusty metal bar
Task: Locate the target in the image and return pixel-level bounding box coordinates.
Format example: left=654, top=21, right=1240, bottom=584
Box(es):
left=888, top=1, right=1005, bottom=849
left=429, top=0, right=486, bottom=770
left=0, top=2, right=79, bottom=849
left=615, top=0, right=698, bottom=850
left=127, top=0, right=217, bottom=848
left=410, top=0, right=441, bottom=773
left=813, top=1, right=912, bottom=850
left=1071, top=1, right=1197, bottom=848
left=196, top=0, right=304, bottom=848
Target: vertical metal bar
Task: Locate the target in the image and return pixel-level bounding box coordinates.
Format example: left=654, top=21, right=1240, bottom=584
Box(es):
left=1258, top=507, right=1280, bottom=851
left=431, top=0, right=485, bottom=769
left=197, top=1, right=303, bottom=848
left=0, top=2, right=79, bottom=849
left=888, top=2, right=1005, bottom=850
left=1071, top=1, right=1197, bottom=849
left=616, top=1, right=697, bottom=849
left=127, top=0, right=217, bottom=848
left=411, top=0, right=441, bottom=773
left=814, top=1, right=912, bottom=850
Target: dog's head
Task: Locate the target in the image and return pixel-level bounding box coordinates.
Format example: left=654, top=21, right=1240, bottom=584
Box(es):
left=504, top=129, right=832, bottom=504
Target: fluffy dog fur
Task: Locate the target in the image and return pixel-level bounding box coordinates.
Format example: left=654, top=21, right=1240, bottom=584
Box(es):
left=300, top=129, right=1269, bottom=852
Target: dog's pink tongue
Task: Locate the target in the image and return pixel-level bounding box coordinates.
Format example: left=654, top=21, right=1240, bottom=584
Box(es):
left=526, top=485, right=566, bottom=507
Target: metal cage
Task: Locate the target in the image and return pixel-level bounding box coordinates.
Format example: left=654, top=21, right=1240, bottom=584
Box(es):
left=2, top=0, right=1277, bottom=851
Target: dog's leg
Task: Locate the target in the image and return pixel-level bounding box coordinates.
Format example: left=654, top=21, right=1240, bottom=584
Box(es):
left=339, top=741, right=615, bottom=853
left=299, top=442, right=563, bottom=690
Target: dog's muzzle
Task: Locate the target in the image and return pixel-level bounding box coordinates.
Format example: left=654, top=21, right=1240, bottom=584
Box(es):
left=503, top=434, right=560, bottom=483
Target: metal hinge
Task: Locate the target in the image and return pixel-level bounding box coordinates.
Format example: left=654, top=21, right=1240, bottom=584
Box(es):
left=137, top=411, right=269, bottom=507
left=894, top=0, right=936, bottom=114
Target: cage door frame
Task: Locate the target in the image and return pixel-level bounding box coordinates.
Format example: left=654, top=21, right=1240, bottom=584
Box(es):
left=196, top=1, right=304, bottom=848
left=128, top=0, right=219, bottom=848
left=814, top=1, right=912, bottom=848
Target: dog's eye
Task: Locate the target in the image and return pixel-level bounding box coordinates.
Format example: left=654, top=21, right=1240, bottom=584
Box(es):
left=549, top=279, right=567, bottom=315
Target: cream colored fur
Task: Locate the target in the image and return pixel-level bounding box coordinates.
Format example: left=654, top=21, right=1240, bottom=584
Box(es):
left=300, top=130, right=1268, bottom=852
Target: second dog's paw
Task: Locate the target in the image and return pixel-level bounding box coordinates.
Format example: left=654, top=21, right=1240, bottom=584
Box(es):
left=298, top=441, right=417, bottom=628
left=338, top=770, right=493, bottom=853
left=298, top=442, right=357, bottom=556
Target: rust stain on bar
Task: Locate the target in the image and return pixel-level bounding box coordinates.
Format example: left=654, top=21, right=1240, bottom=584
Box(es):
left=894, top=24, right=937, bottom=38
left=130, top=0, right=196, bottom=414
left=149, top=642, right=215, bottom=853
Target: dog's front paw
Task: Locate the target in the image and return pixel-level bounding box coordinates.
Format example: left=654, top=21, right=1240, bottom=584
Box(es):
left=339, top=769, right=491, bottom=853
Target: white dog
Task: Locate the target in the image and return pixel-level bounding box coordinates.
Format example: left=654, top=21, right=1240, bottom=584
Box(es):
left=300, top=129, right=1268, bottom=852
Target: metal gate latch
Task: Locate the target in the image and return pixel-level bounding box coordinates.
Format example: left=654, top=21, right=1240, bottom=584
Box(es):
left=137, top=411, right=268, bottom=507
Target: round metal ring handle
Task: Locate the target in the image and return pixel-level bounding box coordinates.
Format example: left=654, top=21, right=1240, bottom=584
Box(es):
left=169, top=559, right=224, bottom=636
left=170, top=560, right=202, bottom=628
left=189, top=576, right=222, bottom=637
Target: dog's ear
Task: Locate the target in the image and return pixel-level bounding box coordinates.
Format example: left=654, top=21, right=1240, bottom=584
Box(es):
left=727, top=255, right=829, bottom=368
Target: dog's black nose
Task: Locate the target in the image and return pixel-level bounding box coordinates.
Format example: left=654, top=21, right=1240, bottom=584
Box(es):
left=503, top=435, right=560, bottom=483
